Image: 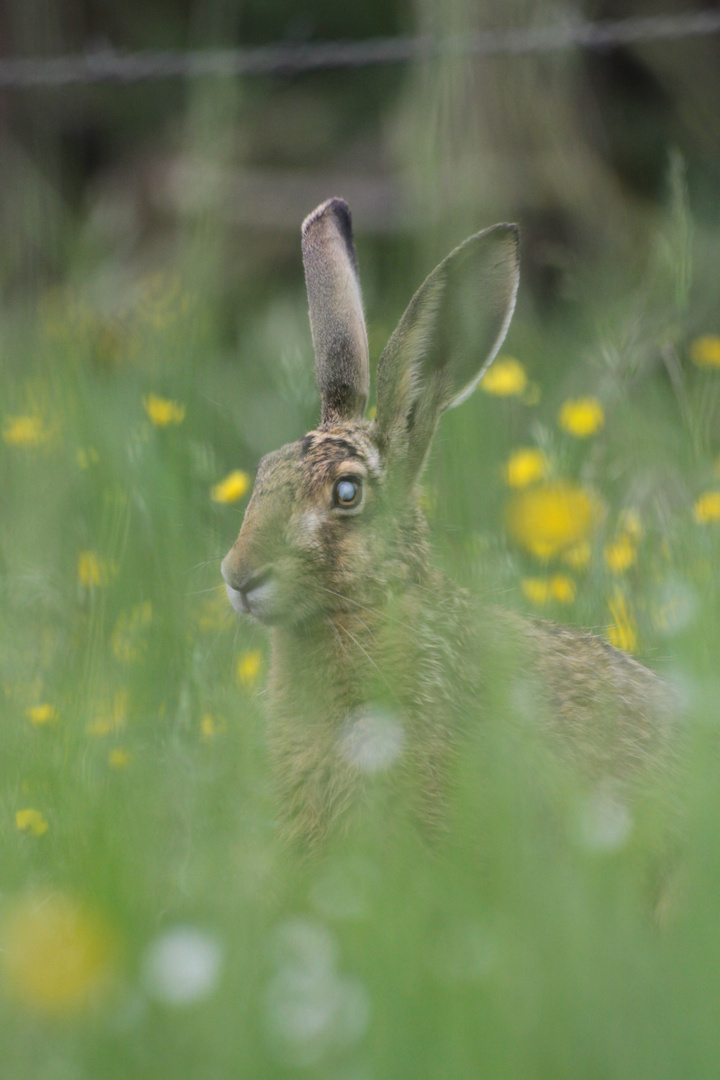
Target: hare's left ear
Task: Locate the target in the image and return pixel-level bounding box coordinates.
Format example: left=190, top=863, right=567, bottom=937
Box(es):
left=302, top=198, right=370, bottom=426
left=375, top=224, right=519, bottom=478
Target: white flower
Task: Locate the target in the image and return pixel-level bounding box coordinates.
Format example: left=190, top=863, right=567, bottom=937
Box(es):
left=264, top=919, right=370, bottom=1067
left=338, top=705, right=405, bottom=773
left=141, top=927, right=223, bottom=1006
left=578, top=785, right=632, bottom=852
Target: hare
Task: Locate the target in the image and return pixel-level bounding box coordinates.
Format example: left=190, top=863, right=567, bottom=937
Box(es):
left=222, top=198, right=675, bottom=847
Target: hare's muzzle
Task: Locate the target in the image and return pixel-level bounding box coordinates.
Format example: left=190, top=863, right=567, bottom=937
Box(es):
left=221, top=558, right=277, bottom=621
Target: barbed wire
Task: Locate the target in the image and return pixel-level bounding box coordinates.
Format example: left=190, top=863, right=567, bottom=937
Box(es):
left=1, top=9, right=720, bottom=89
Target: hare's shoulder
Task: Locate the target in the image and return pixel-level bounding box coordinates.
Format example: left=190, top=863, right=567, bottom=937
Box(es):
left=482, top=605, right=678, bottom=779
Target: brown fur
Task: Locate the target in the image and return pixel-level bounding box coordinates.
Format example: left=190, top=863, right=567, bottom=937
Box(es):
left=222, top=200, right=677, bottom=847
left=302, top=199, right=370, bottom=424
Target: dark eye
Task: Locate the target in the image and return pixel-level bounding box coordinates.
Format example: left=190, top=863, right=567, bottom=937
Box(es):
left=333, top=476, right=362, bottom=508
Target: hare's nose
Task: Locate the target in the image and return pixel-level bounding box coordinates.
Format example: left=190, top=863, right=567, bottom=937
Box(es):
left=222, top=561, right=277, bottom=620
left=221, top=555, right=272, bottom=595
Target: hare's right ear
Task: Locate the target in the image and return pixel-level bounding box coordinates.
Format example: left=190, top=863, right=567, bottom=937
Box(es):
left=302, top=198, right=370, bottom=426
left=375, top=224, right=519, bottom=479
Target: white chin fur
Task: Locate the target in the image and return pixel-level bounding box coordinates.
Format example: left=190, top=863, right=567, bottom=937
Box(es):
left=244, top=579, right=280, bottom=622
left=225, top=579, right=281, bottom=623
left=225, top=583, right=248, bottom=615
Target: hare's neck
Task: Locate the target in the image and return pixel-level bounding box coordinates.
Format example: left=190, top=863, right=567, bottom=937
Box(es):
left=264, top=573, right=470, bottom=846
left=268, top=604, right=405, bottom=722
left=264, top=592, right=426, bottom=846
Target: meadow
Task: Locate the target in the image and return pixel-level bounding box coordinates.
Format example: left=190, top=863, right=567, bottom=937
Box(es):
left=2, top=70, right=720, bottom=1080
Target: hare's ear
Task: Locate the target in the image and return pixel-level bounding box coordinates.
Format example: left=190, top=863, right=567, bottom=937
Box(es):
left=375, top=224, right=519, bottom=477
left=302, top=198, right=370, bottom=426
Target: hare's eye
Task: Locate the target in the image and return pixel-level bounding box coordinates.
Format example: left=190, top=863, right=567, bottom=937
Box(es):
left=333, top=477, right=361, bottom=508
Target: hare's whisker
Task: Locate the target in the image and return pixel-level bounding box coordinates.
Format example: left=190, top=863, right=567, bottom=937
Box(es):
left=337, top=621, right=399, bottom=702
left=184, top=557, right=225, bottom=575
left=314, top=582, right=417, bottom=635
left=328, top=619, right=349, bottom=657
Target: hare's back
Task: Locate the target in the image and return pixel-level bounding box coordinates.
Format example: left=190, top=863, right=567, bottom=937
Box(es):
left=499, top=611, right=677, bottom=782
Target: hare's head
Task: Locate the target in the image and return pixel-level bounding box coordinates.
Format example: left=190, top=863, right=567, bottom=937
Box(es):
left=222, top=198, right=519, bottom=626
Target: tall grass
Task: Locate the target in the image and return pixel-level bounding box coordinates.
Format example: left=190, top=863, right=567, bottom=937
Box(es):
left=2, top=70, right=720, bottom=1080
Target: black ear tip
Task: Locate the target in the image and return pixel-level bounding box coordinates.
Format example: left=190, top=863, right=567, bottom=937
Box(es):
left=326, top=199, right=353, bottom=249
left=302, top=197, right=353, bottom=240
left=326, top=196, right=351, bottom=219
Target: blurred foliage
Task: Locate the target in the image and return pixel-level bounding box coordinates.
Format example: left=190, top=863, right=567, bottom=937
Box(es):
left=1, top=0, right=720, bottom=1076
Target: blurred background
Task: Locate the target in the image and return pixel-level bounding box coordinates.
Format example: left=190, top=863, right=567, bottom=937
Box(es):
left=4, top=0, right=720, bottom=319
left=2, top=1, right=720, bottom=1077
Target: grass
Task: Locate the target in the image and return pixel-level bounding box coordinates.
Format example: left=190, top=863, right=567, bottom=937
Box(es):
left=2, top=165, right=720, bottom=1080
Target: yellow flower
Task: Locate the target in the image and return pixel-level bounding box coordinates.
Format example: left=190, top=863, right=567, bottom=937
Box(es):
left=142, top=393, right=186, bottom=427
left=604, top=535, right=637, bottom=574
left=78, top=550, right=109, bottom=588
left=16, top=809, right=49, bottom=836
left=108, top=748, right=130, bottom=769
left=558, top=397, right=604, bottom=437
left=0, top=892, right=115, bottom=1015
left=618, top=508, right=643, bottom=540
left=3, top=415, right=51, bottom=448
left=690, top=335, right=720, bottom=368
left=550, top=575, right=577, bottom=603
left=503, top=447, right=547, bottom=488
left=561, top=541, right=592, bottom=569
left=693, top=491, right=720, bottom=523
left=237, top=649, right=262, bottom=688
left=607, top=589, right=637, bottom=654
left=201, top=713, right=226, bottom=740
left=211, top=470, right=251, bottom=504
left=26, top=703, right=58, bottom=726
left=521, top=575, right=576, bottom=606
left=506, top=483, right=602, bottom=560
left=480, top=356, right=527, bottom=396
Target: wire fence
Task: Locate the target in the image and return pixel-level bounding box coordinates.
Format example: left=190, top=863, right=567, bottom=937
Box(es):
left=1, top=9, right=720, bottom=89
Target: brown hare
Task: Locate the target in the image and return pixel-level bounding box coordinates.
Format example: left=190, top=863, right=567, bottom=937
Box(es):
left=222, top=198, right=674, bottom=847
